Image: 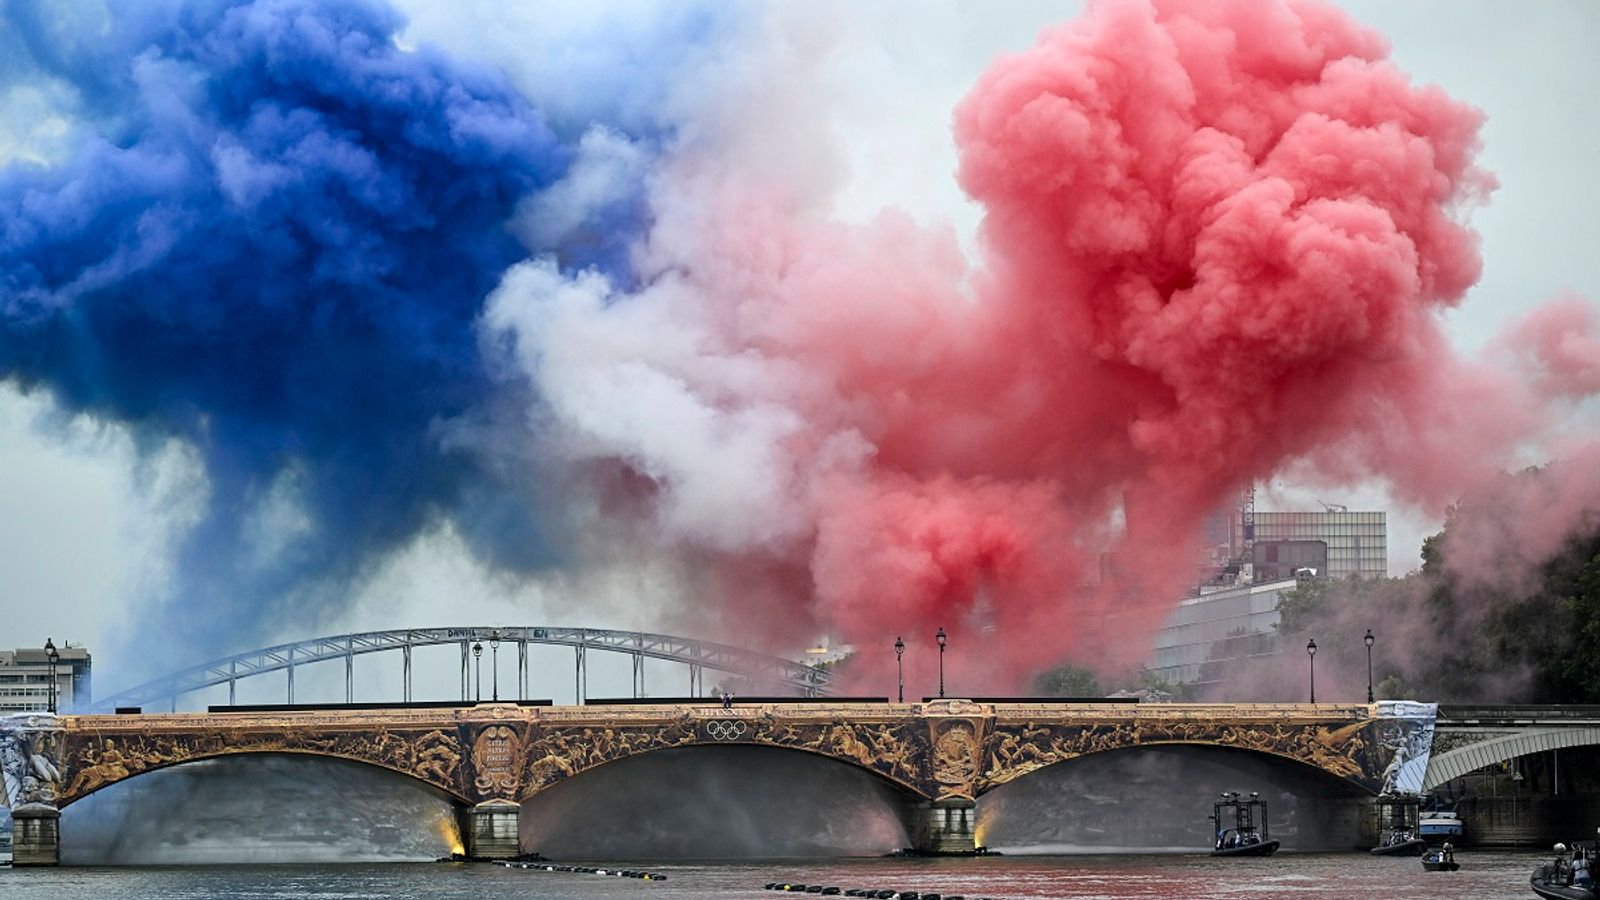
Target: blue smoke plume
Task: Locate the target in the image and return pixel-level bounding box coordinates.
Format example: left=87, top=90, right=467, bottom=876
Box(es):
left=0, top=0, right=713, bottom=670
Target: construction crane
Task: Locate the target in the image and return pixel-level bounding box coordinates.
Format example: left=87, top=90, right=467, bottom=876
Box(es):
left=1238, top=483, right=1256, bottom=570
left=1208, top=483, right=1257, bottom=587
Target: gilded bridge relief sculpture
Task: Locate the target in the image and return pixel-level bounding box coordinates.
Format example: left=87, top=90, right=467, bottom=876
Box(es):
left=41, top=704, right=1417, bottom=809
left=977, top=717, right=1377, bottom=793
left=2, top=701, right=1434, bottom=862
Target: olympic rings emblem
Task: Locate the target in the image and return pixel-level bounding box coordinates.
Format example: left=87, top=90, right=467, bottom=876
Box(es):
left=705, top=720, right=748, bottom=741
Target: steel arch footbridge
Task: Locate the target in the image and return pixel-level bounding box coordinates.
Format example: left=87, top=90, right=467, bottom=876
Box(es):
left=89, top=626, right=834, bottom=712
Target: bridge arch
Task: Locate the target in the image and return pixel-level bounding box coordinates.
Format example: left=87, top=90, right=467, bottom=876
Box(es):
left=1422, top=726, right=1600, bottom=790
left=971, top=709, right=1389, bottom=799
left=520, top=734, right=927, bottom=803
left=977, top=739, right=1377, bottom=799
left=520, top=713, right=932, bottom=802
left=57, top=741, right=474, bottom=809
left=90, top=626, right=833, bottom=712
left=518, top=742, right=919, bottom=859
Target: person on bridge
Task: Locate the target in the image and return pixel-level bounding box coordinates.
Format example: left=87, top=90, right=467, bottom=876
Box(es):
left=722, top=691, right=733, bottom=710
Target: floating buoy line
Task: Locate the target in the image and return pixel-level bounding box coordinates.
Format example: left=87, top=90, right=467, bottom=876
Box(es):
left=492, top=860, right=668, bottom=880
left=763, top=883, right=996, bottom=899
left=483, top=857, right=1006, bottom=897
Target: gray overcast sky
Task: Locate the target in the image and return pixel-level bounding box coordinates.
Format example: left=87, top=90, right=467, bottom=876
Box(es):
left=1, top=1, right=1596, bottom=691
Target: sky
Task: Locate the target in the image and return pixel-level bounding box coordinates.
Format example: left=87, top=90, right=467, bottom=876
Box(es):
left=0, top=0, right=1596, bottom=698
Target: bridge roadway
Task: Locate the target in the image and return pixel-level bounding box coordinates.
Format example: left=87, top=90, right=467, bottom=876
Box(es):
left=2, top=699, right=1434, bottom=865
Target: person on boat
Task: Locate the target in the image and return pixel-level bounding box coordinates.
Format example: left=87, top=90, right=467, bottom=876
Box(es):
left=1554, top=844, right=1572, bottom=885
left=1441, top=843, right=1454, bottom=865
left=1575, top=844, right=1593, bottom=889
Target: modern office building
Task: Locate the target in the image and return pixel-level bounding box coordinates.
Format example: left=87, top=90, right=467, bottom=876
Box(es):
left=1252, top=539, right=1329, bottom=583
left=1239, top=510, right=1387, bottom=579
left=0, top=644, right=92, bottom=713
left=1146, top=578, right=1298, bottom=685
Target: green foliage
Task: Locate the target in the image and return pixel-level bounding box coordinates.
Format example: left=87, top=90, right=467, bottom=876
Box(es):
left=1136, top=670, right=1194, bottom=702
left=1375, top=674, right=1408, bottom=701
left=1274, top=577, right=1331, bottom=636
left=1535, top=545, right=1600, bottom=701
left=1032, top=664, right=1103, bottom=697
left=1029, top=664, right=1194, bottom=701
left=1272, top=470, right=1600, bottom=704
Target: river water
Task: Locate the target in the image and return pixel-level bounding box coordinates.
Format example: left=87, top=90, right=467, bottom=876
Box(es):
left=0, top=851, right=1556, bottom=899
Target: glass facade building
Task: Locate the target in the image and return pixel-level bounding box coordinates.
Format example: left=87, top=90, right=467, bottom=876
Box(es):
left=1252, top=539, right=1328, bottom=582
left=1146, top=578, right=1297, bottom=685
left=1240, top=511, right=1387, bottom=579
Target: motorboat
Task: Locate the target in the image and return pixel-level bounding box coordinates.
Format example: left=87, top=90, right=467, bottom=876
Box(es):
left=1210, top=791, right=1279, bottom=857
left=1419, top=808, right=1465, bottom=842
left=1371, top=793, right=1426, bottom=855
left=1530, top=842, right=1596, bottom=900
left=1371, top=832, right=1427, bottom=856
left=1531, top=864, right=1596, bottom=900
left=1422, top=844, right=1460, bottom=872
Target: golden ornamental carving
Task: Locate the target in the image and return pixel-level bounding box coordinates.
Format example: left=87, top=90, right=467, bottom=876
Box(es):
left=522, top=718, right=699, bottom=796
left=472, top=725, right=523, bottom=797
left=60, top=724, right=467, bottom=803
left=978, top=716, right=1378, bottom=792
left=37, top=702, right=1400, bottom=810
left=747, top=714, right=925, bottom=789
left=931, top=721, right=981, bottom=798
left=415, top=730, right=462, bottom=786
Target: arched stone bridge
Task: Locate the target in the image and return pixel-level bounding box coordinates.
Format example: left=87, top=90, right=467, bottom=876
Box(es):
left=2, top=700, right=1436, bottom=864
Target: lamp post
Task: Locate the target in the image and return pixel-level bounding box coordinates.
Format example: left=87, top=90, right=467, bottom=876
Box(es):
left=1305, top=638, right=1317, bottom=703
left=894, top=637, right=905, bottom=703
left=1364, top=629, right=1376, bottom=703
left=936, top=627, right=948, bottom=699
left=44, top=638, right=59, bottom=714
left=490, top=629, right=501, bottom=702
left=472, top=640, right=483, bottom=703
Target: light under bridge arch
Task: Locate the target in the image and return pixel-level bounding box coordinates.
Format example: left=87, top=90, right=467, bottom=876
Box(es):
left=89, top=626, right=833, bottom=712
left=1422, top=726, right=1600, bottom=790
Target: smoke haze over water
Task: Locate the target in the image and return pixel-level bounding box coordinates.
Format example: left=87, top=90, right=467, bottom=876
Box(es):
left=60, top=755, right=459, bottom=864
left=978, top=745, right=1367, bottom=853
left=521, top=746, right=908, bottom=859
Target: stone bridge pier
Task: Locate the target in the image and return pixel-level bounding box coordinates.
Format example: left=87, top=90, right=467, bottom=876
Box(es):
left=905, top=798, right=978, bottom=854
left=461, top=800, right=521, bottom=860
left=5, top=701, right=1439, bottom=864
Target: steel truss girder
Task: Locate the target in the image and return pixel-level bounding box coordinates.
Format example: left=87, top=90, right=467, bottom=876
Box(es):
left=90, top=626, right=832, bottom=711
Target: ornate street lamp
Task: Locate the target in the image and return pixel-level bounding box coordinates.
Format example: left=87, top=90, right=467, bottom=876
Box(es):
left=1364, top=629, right=1376, bottom=703
left=894, top=637, right=905, bottom=703
left=472, top=640, right=484, bottom=703
left=1305, top=638, right=1317, bottom=704
left=936, top=627, right=948, bottom=699
left=490, top=629, right=501, bottom=702
left=44, top=638, right=59, bottom=714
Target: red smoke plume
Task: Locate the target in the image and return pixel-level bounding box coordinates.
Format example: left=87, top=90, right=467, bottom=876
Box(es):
left=500, top=0, right=1598, bottom=693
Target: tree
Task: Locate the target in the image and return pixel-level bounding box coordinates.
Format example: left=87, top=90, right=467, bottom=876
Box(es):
left=1032, top=664, right=1103, bottom=697
left=1269, top=466, right=1600, bottom=704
